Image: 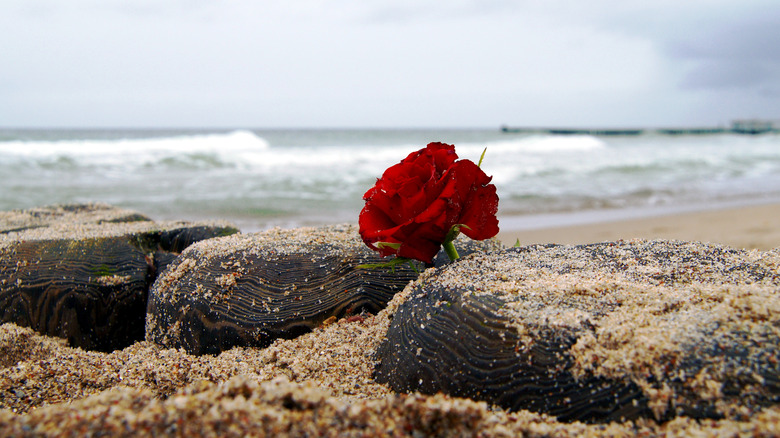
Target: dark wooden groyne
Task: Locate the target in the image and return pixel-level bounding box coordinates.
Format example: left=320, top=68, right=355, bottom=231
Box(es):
left=501, top=120, right=778, bottom=136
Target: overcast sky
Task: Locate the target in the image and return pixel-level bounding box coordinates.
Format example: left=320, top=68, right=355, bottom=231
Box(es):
left=1, top=0, right=778, bottom=128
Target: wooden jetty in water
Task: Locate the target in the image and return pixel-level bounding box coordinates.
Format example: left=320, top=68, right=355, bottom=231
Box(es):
left=501, top=120, right=778, bottom=136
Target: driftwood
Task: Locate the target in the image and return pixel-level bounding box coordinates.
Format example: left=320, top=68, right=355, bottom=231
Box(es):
left=375, top=241, right=780, bottom=423
left=0, top=204, right=238, bottom=351
left=146, top=225, right=415, bottom=355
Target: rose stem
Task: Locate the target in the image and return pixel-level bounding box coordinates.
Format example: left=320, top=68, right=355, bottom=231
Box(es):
left=443, top=240, right=459, bottom=261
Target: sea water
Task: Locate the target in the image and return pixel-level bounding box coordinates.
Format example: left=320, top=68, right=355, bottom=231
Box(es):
left=1, top=128, right=780, bottom=232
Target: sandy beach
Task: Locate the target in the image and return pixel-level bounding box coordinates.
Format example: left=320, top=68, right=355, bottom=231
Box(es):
left=1, top=203, right=779, bottom=436
left=499, top=202, right=780, bottom=251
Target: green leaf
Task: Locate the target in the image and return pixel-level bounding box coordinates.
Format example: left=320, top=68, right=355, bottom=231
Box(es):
left=357, top=256, right=415, bottom=273
left=477, top=147, right=487, bottom=168
left=376, top=241, right=401, bottom=250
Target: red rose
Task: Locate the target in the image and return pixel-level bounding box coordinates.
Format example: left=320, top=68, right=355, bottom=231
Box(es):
left=359, top=142, right=499, bottom=264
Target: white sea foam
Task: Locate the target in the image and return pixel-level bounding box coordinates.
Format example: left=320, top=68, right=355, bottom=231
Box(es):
left=459, top=135, right=607, bottom=156
left=0, top=131, right=604, bottom=174
left=1, top=129, right=780, bottom=230
left=0, top=130, right=269, bottom=165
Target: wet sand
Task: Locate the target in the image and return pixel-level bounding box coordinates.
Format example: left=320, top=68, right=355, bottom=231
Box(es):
left=499, top=202, right=780, bottom=251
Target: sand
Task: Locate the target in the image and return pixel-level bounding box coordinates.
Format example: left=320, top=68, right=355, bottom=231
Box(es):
left=498, top=202, right=780, bottom=251
left=1, top=204, right=780, bottom=436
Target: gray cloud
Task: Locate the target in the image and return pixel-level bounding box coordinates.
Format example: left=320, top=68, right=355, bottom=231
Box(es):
left=668, top=7, right=780, bottom=91
left=601, top=2, right=780, bottom=93
left=1, top=0, right=778, bottom=127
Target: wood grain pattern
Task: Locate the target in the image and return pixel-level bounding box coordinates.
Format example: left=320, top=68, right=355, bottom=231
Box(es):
left=0, top=237, right=150, bottom=352
left=0, top=206, right=240, bottom=351
left=375, top=242, right=780, bottom=423
left=146, top=236, right=419, bottom=355
left=374, top=281, right=649, bottom=423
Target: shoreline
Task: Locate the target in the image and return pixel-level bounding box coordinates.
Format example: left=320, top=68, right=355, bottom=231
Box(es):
left=497, top=202, right=780, bottom=250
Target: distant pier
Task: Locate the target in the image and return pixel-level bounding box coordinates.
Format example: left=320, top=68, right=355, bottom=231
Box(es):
left=547, top=128, right=645, bottom=136
left=500, top=119, right=778, bottom=136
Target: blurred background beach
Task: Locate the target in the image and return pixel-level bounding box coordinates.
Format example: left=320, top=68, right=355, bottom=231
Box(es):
left=2, top=128, right=779, bottom=249
left=2, top=1, right=779, bottom=250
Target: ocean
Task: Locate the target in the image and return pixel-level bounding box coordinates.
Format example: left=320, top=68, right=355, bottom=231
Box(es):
left=2, top=128, right=780, bottom=233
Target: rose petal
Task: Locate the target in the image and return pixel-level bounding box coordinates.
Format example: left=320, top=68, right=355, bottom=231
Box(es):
left=447, top=161, right=500, bottom=240
left=394, top=221, right=446, bottom=263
